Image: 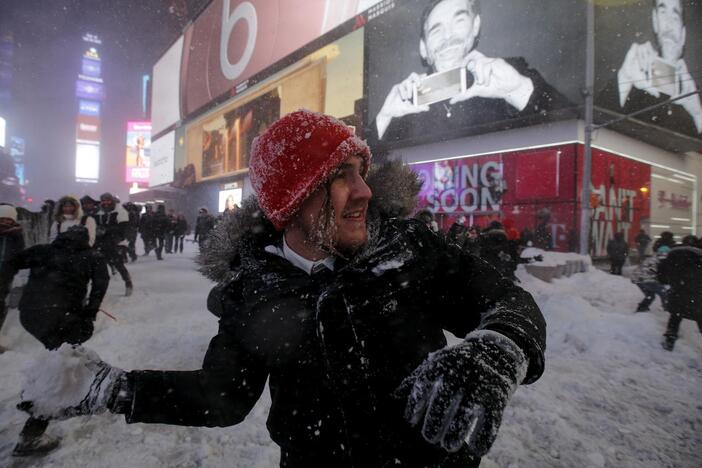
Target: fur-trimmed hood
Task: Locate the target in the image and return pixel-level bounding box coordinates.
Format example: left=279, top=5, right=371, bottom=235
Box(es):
left=54, top=195, right=84, bottom=223
left=198, top=160, right=422, bottom=283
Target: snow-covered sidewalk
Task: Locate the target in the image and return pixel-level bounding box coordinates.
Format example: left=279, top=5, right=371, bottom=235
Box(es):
left=1, top=243, right=700, bottom=467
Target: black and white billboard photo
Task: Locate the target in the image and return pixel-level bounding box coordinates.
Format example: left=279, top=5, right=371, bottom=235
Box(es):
left=365, top=0, right=584, bottom=150
left=596, top=0, right=702, bottom=143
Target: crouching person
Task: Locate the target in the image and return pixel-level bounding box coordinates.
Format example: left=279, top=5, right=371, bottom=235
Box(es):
left=15, top=111, right=546, bottom=467
left=0, top=225, right=109, bottom=456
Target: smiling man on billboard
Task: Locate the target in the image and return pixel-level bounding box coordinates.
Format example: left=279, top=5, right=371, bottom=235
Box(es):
left=372, top=0, right=569, bottom=145
left=614, top=0, right=702, bottom=135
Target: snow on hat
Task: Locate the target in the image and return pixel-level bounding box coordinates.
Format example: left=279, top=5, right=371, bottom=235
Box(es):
left=249, top=109, right=371, bottom=231
left=0, top=204, right=17, bottom=221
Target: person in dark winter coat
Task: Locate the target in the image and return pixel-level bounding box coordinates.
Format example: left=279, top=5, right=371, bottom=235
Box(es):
left=657, top=243, right=702, bottom=351
left=139, top=204, right=156, bottom=255
left=477, top=221, right=540, bottom=281
left=95, top=193, right=133, bottom=296
left=606, top=231, right=629, bottom=275
left=50, top=196, right=97, bottom=247
left=0, top=204, right=25, bottom=352
left=173, top=214, right=188, bottom=253
left=151, top=205, right=169, bottom=260
left=193, top=208, right=215, bottom=248
left=652, top=230, right=676, bottom=253
left=164, top=209, right=178, bottom=254
left=122, top=202, right=141, bottom=262
left=18, top=110, right=546, bottom=468
left=79, top=195, right=99, bottom=217
left=0, top=225, right=109, bottom=456
left=630, top=245, right=670, bottom=312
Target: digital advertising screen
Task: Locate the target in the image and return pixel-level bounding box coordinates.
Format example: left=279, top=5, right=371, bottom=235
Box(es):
left=150, top=130, right=175, bottom=188
left=75, top=142, right=100, bottom=182
left=81, top=58, right=101, bottom=78
left=75, top=80, right=105, bottom=101
left=125, top=121, right=152, bottom=184
left=364, top=0, right=584, bottom=150
left=79, top=100, right=100, bottom=117
left=218, top=188, right=243, bottom=213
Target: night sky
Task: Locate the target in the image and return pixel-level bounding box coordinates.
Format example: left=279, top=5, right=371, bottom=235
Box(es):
left=0, top=0, right=186, bottom=208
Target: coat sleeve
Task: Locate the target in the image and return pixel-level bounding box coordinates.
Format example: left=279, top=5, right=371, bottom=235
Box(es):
left=415, top=221, right=546, bottom=384
left=0, top=245, right=36, bottom=299
left=122, top=300, right=269, bottom=427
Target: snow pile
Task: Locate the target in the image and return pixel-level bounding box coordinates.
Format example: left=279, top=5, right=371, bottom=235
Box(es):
left=1, top=240, right=700, bottom=467
left=20, top=344, right=98, bottom=419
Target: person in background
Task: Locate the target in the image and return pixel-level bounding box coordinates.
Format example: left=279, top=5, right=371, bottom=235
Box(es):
left=0, top=225, right=109, bottom=456
left=49, top=196, right=97, bottom=247
left=122, top=202, right=141, bottom=263
left=652, top=230, right=676, bottom=253
left=606, top=231, right=629, bottom=275
left=95, top=193, right=133, bottom=296
left=79, top=195, right=99, bottom=217
left=174, top=214, right=189, bottom=254
left=164, top=209, right=178, bottom=254
left=635, top=228, right=652, bottom=263
left=0, top=204, right=24, bottom=353
left=414, top=208, right=439, bottom=233
left=193, top=207, right=215, bottom=249
left=657, top=236, right=702, bottom=351
left=630, top=245, right=670, bottom=312
left=139, top=204, right=156, bottom=256
left=152, top=205, right=169, bottom=261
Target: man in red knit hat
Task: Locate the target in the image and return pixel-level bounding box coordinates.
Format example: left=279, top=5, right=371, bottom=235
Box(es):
left=18, top=110, right=546, bottom=467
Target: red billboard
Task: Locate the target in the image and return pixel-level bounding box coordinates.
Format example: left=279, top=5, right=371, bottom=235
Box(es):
left=577, top=147, right=651, bottom=257
left=413, top=145, right=579, bottom=251
left=180, top=0, right=374, bottom=117
left=412, top=144, right=653, bottom=255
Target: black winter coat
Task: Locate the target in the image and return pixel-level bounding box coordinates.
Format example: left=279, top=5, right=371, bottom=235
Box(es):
left=606, top=237, right=628, bottom=262
left=657, top=246, right=702, bottom=323
left=151, top=213, right=170, bottom=237
left=0, top=237, right=110, bottom=349
left=174, top=219, right=188, bottom=237
left=120, top=210, right=546, bottom=468
left=0, top=222, right=25, bottom=268
left=194, top=214, right=215, bottom=240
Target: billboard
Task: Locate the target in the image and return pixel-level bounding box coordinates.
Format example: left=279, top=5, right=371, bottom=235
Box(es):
left=412, top=145, right=578, bottom=251
left=76, top=115, right=101, bottom=141
left=75, top=142, right=100, bottom=182
left=180, top=0, right=382, bottom=117
left=595, top=0, right=702, bottom=147
left=125, top=121, right=152, bottom=184
left=218, top=187, right=243, bottom=212
left=365, top=0, right=583, bottom=150
left=152, top=36, right=184, bottom=135
left=75, top=80, right=105, bottom=101
left=81, top=58, right=101, bottom=78
left=79, top=100, right=100, bottom=117
left=150, top=130, right=175, bottom=187
left=0, top=116, right=5, bottom=147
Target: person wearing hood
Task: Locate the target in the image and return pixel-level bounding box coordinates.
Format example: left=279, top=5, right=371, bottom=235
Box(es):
left=0, top=225, right=109, bottom=456
left=657, top=238, right=702, bottom=351
left=17, top=110, right=546, bottom=468
left=0, top=204, right=24, bottom=352
left=630, top=245, right=671, bottom=312
left=49, top=196, right=97, bottom=247
left=193, top=207, right=215, bottom=249
left=151, top=204, right=169, bottom=260
left=80, top=195, right=99, bottom=217
left=606, top=231, right=629, bottom=275
left=95, top=193, right=133, bottom=296
left=173, top=213, right=189, bottom=254
left=477, top=221, right=540, bottom=281
left=139, top=203, right=156, bottom=256
left=122, top=202, right=141, bottom=262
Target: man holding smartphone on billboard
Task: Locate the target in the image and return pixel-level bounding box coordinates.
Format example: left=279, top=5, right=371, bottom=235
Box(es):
left=615, top=0, right=702, bottom=135
left=374, top=0, right=568, bottom=143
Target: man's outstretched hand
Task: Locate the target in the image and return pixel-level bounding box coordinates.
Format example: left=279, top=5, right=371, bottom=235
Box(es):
left=394, top=330, right=527, bottom=456
left=19, top=344, right=125, bottom=420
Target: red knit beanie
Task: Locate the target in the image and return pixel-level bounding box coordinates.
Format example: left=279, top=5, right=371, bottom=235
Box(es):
left=250, top=109, right=372, bottom=230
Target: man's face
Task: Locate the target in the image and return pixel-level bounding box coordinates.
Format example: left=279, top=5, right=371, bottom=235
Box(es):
left=296, top=155, right=372, bottom=254
left=653, top=0, right=685, bottom=62
left=420, top=0, right=480, bottom=73
left=100, top=198, right=113, bottom=211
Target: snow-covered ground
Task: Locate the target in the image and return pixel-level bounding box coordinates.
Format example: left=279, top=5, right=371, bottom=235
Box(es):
left=1, top=241, right=700, bottom=467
